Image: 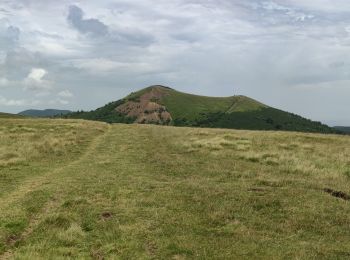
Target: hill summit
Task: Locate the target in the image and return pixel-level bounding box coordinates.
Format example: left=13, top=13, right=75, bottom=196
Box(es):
left=65, top=85, right=335, bottom=133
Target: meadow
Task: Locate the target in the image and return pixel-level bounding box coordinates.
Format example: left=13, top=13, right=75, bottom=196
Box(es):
left=0, top=118, right=350, bottom=259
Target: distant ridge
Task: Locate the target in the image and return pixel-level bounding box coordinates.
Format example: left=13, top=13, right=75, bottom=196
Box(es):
left=0, top=112, right=25, bottom=119
left=19, top=109, right=72, bottom=118
left=64, top=85, right=336, bottom=133
left=333, top=126, right=350, bottom=134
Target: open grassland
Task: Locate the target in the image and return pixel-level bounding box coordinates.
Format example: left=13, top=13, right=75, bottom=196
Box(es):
left=0, top=119, right=350, bottom=259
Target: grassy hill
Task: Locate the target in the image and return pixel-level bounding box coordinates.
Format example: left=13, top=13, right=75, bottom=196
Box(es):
left=0, top=118, right=349, bottom=258
left=18, top=109, right=71, bottom=118
left=0, top=112, right=25, bottom=119
left=64, top=85, right=335, bottom=133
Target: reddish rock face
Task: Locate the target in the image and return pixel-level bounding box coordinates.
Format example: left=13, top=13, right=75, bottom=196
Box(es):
left=116, top=87, right=172, bottom=124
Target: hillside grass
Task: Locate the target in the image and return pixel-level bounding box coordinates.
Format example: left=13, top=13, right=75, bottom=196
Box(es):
left=0, top=119, right=350, bottom=259
left=226, top=95, right=267, bottom=112
left=161, top=90, right=236, bottom=121
left=127, top=86, right=241, bottom=121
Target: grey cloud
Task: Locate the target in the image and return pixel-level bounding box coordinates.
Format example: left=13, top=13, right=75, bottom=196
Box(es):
left=0, top=8, right=10, bottom=14
left=67, top=5, right=154, bottom=47
left=329, top=61, right=345, bottom=69
left=0, top=48, right=49, bottom=81
left=32, top=30, right=63, bottom=40
left=67, top=5, right=108, bottom=37
left=239, top=1, right=315, bottom=25
left=6, top=26, right=20, bottom=40
left=111, top=30, right=155, bottom=47
left=0, top=24, right=20, bottom=50
left=171, top=32, right=201, bottom=43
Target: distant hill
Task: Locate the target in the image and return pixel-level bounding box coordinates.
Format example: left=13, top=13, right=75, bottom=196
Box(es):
left=19, top=109, right=72, bottom=118
left=0, top=112, right=25, bottom=119
left=64, top=85, right=336, bottom=133
left=334, top=126, right=350, bottom=134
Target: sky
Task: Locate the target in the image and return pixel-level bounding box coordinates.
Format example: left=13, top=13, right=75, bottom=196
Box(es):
left=1, top=0, right=350, bottom=125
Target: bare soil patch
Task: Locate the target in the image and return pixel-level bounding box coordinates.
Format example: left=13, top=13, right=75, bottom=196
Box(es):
left=101, top=212, right=113, bottom=220
left=116, top=86, right=172, bottom=124
left=324, top=188, right=350, bottom=201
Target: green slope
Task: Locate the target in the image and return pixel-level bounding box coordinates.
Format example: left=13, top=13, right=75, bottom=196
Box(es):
left=161, top=90, right=236, bottom=120
left=226, top=95, right=268, bottom=113
left=126, top=86, right=266, bottom=120
left=64, top=85, right=335, bottom=133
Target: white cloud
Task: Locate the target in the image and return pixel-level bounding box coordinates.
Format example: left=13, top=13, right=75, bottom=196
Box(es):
left=0, top=95, right=40, bottom=106
left=73, top=58, right=122, bottom=72
left=262, top=1, right=288, bottom=11
left=72, top=58, right=160, bottom=74
left=0, top=96, right=25, bottom=106
left=285, top=0, right=350, bottom=13
left=345, top=26, right=350, bottom=34
left=293, top=79, right=350, bottom=90
left=49, top=98, right=69, bottom=105
left=257, top=1, right=315, bottom=23
left=58, top=90, right=73, bottom=98
left=28, top=68, right=46, bottom=81
left=0, top=77, right=9, bottom=87
left=59, top=99, right=69, bottom=105
left=34, top=41, right=74, bottom=56
left=24, top=68, right=52, bottom=91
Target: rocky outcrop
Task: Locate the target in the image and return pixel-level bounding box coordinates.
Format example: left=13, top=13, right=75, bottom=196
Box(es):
left=116, top=86, right=172, bottom=124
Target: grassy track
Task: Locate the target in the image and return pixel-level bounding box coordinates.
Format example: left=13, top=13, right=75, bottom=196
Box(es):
left=0, top=119, right=350, bottom=259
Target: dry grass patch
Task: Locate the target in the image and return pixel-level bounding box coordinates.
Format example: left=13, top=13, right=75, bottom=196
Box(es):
left=0, top=119, right=106, bottom=167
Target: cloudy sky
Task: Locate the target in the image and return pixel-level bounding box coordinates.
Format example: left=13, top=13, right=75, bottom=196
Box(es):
left=1, top=0, right=350, bottom=125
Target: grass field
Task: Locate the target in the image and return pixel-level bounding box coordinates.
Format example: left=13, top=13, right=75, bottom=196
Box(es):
left=0, top=118, right=350, bottom=259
